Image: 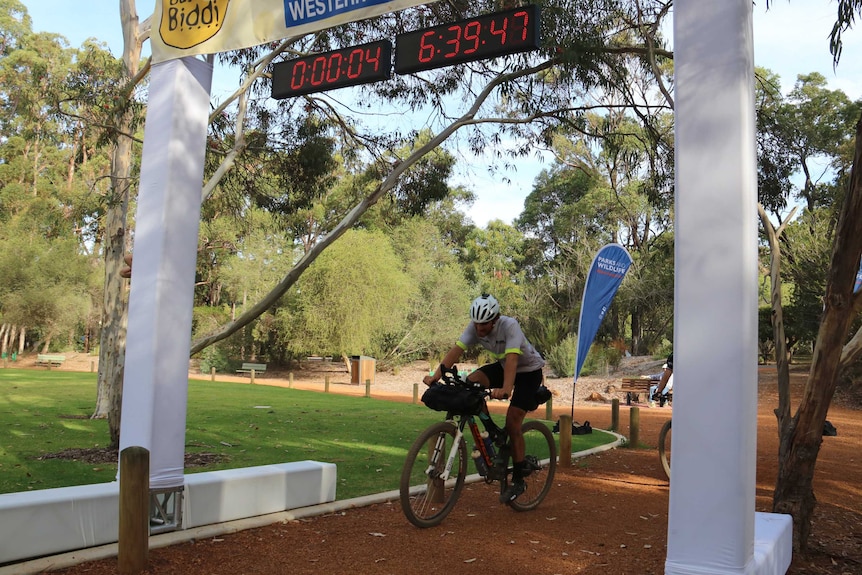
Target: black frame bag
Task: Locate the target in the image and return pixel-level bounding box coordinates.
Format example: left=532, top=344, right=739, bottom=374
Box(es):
left=421, top=383, right=483, bottom=415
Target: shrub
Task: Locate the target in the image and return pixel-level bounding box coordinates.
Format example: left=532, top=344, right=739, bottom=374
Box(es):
left=546, top=333, right=578, bottom=378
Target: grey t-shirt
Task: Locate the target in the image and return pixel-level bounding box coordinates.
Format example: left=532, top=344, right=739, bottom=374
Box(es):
left=457, top=315, right=545, bottom=372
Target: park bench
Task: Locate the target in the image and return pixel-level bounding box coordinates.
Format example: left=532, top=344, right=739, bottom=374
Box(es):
left=618, top=377, right=672, bottom=406
left=35, top=354, right=66, bottom=369
left=236, top=362, right=267, bottom=377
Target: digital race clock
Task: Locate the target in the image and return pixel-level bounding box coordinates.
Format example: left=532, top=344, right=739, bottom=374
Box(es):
left=394, top=5, right=541, bottom=75
left=272, top=40, right=393, bottom=99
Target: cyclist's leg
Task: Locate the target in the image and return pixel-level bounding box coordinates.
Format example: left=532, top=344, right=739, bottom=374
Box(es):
left=505, top=405, right=527, bottom=463
left=500, top=370, right=541, bottom=502
left=469, top=364, right=503, bottom=435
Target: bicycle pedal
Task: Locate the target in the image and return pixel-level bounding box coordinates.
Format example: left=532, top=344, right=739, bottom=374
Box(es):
left=499, top=481, right=525, bottom=504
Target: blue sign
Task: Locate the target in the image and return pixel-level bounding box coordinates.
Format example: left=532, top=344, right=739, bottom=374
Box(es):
left=855, top=258, right=862, bottom=294
left=574, top=243, right=632, bottom=380
left=284, top=0, right=392, bottom=26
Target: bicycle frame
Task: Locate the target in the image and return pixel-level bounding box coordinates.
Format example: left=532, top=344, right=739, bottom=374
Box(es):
left=429, top=415, right=497, bottom=482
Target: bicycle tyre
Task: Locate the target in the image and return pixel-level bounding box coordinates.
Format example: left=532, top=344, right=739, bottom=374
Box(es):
left=507, top=420, right=557, bottom=512
left=399, top=421, right=468, bottom=528
left=658, top=418, right=672, bottom=480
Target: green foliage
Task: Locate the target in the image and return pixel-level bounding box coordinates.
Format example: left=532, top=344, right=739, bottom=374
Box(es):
left=282, top=229, right=413, bottom=359
left=546, top=332, right=578, bottom=377
left=0, top=225, right=93, bottom=349
left=580, top=345, right=623, bottom=377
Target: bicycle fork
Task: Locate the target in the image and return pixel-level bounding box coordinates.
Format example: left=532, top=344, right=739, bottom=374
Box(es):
left=425, top=425, right=465, bottom=482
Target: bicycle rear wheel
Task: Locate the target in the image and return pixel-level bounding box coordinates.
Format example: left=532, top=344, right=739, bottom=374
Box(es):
left=658, top=419, right=672, bottom=479
left=507, top=420, right=557, bottom=511
left=400, top=421, right=468, bottom=528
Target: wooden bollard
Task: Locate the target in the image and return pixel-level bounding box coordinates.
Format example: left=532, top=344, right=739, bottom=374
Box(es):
left=611, top=398, right=620, bottom=432
left=210, top=367, right=216, bottom=382
left=545, top=396, right=553, bottom=421
left=365, top=379, right=371, bottom=398
left=289, top=372, right=294, bottom=388
left=119, top=446, right=149, bottom=574
left=413, top=383, right=419, bottom=404
left=91, top=360, right=95, bottom=373
left=325, top=375, right=330, bottom=393
left=629, top=406, right=640, bottom=448
left=559, top=414, right=572, bottom=467
left=250, top=369, right=256, bottom=385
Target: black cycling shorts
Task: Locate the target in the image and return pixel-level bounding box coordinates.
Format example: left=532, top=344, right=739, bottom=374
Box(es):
left=476, top=362, right=544, bottom=412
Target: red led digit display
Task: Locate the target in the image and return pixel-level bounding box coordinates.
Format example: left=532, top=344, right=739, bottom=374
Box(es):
left=394, top=5, right=541, bottom=75
left=271, top=40, right=392, bottom=99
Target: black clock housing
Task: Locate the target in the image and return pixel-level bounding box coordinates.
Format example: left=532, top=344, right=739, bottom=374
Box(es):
left=272, top=39, right=392, bottom=99
left=394, top=5, right=540, bottom=75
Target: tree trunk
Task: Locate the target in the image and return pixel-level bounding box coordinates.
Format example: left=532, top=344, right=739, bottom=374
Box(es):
left=630, top=308, right=642, bottom=355
left=93, top=0, right=142, bottom=448
left=757, top=204, right=797, bottom=438
left=17, top=326, right=25, bottom=355
left=773, top=115, right=862, bottom=551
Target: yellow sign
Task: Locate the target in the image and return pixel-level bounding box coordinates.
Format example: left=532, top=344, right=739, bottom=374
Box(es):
left=159, top=0, right=230, bottom=49
left=150, top=0, right=440, bottom=63
left=159, top=0, right=230, bottom=50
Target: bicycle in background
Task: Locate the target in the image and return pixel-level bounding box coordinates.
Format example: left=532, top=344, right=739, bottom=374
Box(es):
left=658, top=418, right=672, bottom=479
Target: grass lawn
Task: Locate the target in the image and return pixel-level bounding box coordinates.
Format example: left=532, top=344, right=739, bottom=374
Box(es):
left=0, top=369, right=614, bottom=500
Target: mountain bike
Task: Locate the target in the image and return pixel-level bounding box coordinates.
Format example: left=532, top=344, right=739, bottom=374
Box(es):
left=658, top=418, right=672, bottom=479
left=399, top=365, right=557, bottom=528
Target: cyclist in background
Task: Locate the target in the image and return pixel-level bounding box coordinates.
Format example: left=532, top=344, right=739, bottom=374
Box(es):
left=423, top=294, right=545, bottom=503
left=648, top=352, right=674, bottom=407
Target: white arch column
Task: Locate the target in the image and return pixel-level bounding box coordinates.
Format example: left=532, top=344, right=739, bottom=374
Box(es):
left=119, top=56, right=213, bottom=491
left=669, top=1, right=791, bottom=573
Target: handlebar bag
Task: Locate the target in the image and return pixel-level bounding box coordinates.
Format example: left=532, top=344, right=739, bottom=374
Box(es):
left=421, top=383, right=483, bottom=415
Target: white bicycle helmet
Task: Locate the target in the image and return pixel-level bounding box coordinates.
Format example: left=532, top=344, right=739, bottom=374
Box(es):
left=470, top=294, right=500, bottom=323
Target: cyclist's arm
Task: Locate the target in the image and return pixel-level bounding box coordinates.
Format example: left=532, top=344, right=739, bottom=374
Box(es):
left=655, top=367, right=672, bottom=395
left=423, top=345, right=464, bottom=385
left=490, top=352, right=519, bottom=400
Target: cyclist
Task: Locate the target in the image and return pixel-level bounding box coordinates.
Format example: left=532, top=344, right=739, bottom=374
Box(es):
left=649, top=352, right=673, bottom=406
left=423, top=294, right=545, bottom=503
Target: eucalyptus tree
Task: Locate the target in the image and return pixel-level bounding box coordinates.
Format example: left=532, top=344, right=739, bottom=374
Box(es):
left=757, top=4, right=862, bottom=547
left=517, top=106, right=674, bottom=355
left=277, top=228, right=413, bottom=362
left=0, top=1, right=106, bottom=355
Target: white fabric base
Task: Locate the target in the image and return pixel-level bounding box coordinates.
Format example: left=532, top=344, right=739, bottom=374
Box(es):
left=183, top=461, right=336, bottom=528
left=665, top=512, right=792, bottom=575
left=0, top=461, right=336, bottom=564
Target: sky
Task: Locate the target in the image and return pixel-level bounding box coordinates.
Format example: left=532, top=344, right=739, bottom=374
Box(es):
left=23, top=0, right=862, bottom=227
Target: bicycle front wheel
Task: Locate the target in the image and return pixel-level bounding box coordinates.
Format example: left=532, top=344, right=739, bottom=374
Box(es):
left=507, top=420, right=557, bottom=512
left=658, top=418, right=672, bottom=480
left=399, top=421, right=468, bottom=528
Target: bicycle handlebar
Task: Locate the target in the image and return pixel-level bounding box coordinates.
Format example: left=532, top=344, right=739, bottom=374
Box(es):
left=438, top=364, right=507, bottom=400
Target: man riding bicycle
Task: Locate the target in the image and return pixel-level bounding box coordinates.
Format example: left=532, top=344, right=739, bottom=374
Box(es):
left=423, top=294, right=545, bottom=503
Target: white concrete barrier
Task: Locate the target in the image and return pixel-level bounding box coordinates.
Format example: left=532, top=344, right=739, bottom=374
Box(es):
left=0, top=461, right=336, bottom=564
